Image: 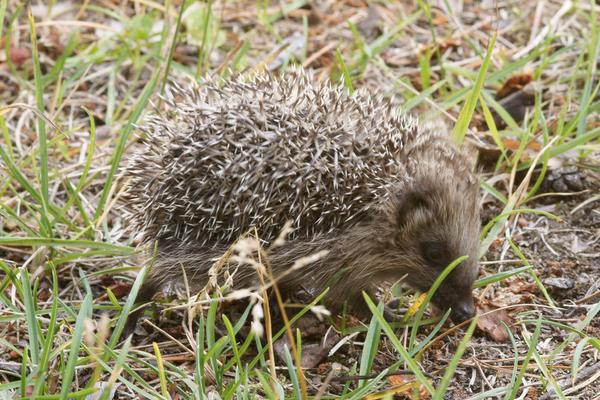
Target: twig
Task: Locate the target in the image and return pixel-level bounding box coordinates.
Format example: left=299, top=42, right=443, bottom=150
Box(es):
left=540, top=362, right=600, bottom=399
left=314, top=364, right=340, bottom=400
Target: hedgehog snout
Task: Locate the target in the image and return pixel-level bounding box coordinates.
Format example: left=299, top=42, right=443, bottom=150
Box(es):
left=432, top=282, right=476, bottom=324
left=449, top=296, right=476, bottom=323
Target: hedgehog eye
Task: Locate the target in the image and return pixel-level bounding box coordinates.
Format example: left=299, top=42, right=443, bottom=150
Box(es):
left=420, top=241, right=449, bottom=267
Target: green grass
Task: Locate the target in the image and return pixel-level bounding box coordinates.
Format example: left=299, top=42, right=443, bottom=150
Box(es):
left=0, top=1, right=599, bottom=399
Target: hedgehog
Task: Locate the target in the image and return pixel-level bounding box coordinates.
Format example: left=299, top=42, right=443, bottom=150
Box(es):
left=122, top=67, right=481, bottom=332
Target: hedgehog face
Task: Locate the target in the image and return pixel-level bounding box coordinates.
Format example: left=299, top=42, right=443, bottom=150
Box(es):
left=383, top=177, right=480, bottom=323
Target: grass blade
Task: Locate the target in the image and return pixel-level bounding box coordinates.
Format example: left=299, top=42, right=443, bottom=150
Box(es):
left=336, top=49, right=354, bottom=94
left=19, top=268, right=40, bottom=365
left=409, top=255, right=468, bottom=349
left=433, top=316, right=478, bottom=399
left=59, top=293, right=93, bottom=400
left=363, top=293, right=435, bottom=395
left=93, top=70, right=160, bottom=222
left=32, top=265, right=60, bottom=397
left=504, top=318, right=542, bottom=400
left=28, top=9, right=52, bottom=236
left=359, top=305, right=382, bottom=387
left=0, top=237, right=134, bottom=254
left=452, top=31, right=497, bottom=145
left=282, top=344, right=302, bottom=400
left=153, top=342, right=169, bottom=398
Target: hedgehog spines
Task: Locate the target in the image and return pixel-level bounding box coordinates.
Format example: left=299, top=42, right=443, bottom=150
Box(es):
left=123, top=67, right=474, bottom=251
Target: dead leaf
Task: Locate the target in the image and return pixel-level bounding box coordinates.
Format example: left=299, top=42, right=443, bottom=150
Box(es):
left=431, top=13, right=448, bottom=26
left=476, top=303, right=512, bottom=343
left=96, top=282, right=133, bottom=300
left=525, top=386, right=539, bottom=399
left=493, top=291, right=533, bottom=307
left=9, top=46, right=30, bottom=67
left=497, top=72, right=533, bottom=100
left=419, top=38, right=461, bottom=57
left=500, top=138, right=541, bottom=152
left=490, top=72, right=536, bottom=128
left=387, top=374, right=410, bottom=386
left=365, top=374, right=430, bottom=399
left=508, top=277, right=538, bottom=294
left=38, top=286, right=51, bottom=302
left=316, top=362, right=331, bottom=375
left=437, top=38, right=461, bottom=53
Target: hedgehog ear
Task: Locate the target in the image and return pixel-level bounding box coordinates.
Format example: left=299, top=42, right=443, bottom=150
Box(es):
left=396, top=188, right=432, bottom=225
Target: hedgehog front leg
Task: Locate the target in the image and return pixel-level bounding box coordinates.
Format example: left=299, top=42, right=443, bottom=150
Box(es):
left=315, top=278, right=378, bottom=320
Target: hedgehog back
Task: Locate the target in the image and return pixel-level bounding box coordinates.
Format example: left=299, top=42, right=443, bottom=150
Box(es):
left=124, top=70, right=422, bottom=248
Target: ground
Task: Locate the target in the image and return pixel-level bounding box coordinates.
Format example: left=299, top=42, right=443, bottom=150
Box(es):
left=0, top=0, right=599, bottom=399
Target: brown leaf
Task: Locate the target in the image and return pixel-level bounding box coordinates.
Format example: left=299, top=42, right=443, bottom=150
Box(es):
left=38, top=287, right=51, bottom=302
left=437, top=38, right=461, bottom=53
left=488, top=238, right=503, bottom=252
left=490, top=72, right=536, bottom=128
left=316, top=362, right=331, bottom=375
left=96, top=282, right=132, bottom=300
left=493, top=291, right=533, bottom=307
left=508, top=277, right=538, bottom=294
left=497, top=72, right=533, bottom=100
left=364, top=374, right=430, bottom=399
left=431, top=13, right=448, bottom=26
left=419, top=38, right=461, bottom=57
left=9, top=46, right=30, bottom=67
left=476, top=303, right=512, bottom=343
left=500, top=138, right=541, bottom=152
left=525, top=386, right=539, bottom=399
left=9, top=351, right=20, bottom=361
left=387, top=374, right=409, bottom=386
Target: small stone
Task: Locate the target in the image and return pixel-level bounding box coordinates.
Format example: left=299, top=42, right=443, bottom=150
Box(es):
left=543, top=277, right=575, bottom=290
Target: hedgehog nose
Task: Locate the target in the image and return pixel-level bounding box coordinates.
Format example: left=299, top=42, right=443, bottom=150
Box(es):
left=451, top=300, right=476, bottom=323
